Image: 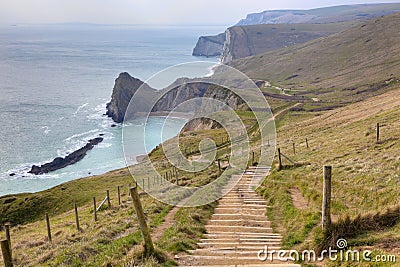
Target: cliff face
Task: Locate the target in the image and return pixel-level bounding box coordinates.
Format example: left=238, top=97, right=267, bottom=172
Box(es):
left=106, top=72, right=157, bottom=123
left=181, top=85, right=246, bottom=132
left=194, top=3, right=400, bottom=63
left=153, top=81, right=210, bottom=112
left=192, top=33, right=225, bottom=57
left=106, top=73, right=245, bottom=131
left=220, top=23, right=347, bottom=64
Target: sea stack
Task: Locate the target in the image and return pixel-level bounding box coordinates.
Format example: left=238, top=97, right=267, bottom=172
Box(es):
left=106, top=72, right=157, bottom=123
left=28, top=137, right=103, bottom=175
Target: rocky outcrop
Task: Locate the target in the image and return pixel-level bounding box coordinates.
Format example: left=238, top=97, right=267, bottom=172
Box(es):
left=106, top=72, right=246, bottom=133
left=106, top=74, right=211, bottom=122
left=106, top=72, right=158, bottom=123
left=192, top=33, right=225, bottom=57
left=28, top=137, right=103, bottom=175
left=181, top=85, right=246, bottom=132
left=153, top=79, right=210, bottom=112
left=220, top=23, right=347, bottom=64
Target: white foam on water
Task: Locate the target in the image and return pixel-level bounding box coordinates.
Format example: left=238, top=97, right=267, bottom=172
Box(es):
left=73, top=102, right=89, bottom=117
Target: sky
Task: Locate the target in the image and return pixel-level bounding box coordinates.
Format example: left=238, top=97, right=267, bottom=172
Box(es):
left=1, top=0, right=400, bottom=26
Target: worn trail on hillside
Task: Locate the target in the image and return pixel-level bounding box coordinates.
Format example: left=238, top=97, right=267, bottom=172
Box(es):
left=178, top=166, right=300, bottom=266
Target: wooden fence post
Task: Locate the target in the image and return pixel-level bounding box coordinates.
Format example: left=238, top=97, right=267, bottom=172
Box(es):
left=128, top=183, right=131, bottom=196
left=376, top=123, right=380, bottom=142
left=322, top=166, right=332, bottom=230
left=5, top=223, right=11, bottom=257
left=278, top=148, right=283, bottom=169
left=306, top=138, right=309, bottom=148
left=106, top=190, right=111, bottom=209
left=293, top=143, right=296, bottom=155
left=129, top=186, right=155, bottom=256
left=252, top=151, right=255, bottom=166
left=118, top=186, right=121, bottom=206
left=1, top=239, right=13, bottom=267
left=74, top=202, right=80, bottom=231
left=45, top=212, right=52, bottom=243
left=93, top=197, right=97, bottom=222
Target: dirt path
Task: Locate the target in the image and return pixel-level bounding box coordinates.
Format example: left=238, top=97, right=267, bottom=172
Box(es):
left=177, top=166, right=300, bottom=266
left=288, top=188, right=309, bottom=210
left=273, top=103, right=301, bottom=120
left=152, top=206, right=180, bottom=241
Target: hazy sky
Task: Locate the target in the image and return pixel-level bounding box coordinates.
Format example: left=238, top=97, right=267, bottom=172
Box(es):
left=1, top=0, right=399, bottom=26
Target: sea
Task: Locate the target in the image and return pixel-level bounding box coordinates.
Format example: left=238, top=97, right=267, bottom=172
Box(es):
left=0, top=23, right=224, bottom=196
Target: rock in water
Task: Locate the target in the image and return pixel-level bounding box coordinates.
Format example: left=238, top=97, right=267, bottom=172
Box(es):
left=28, top=137, right=104, bottom=175
left=192, top=33, right=226, bottom=57
left=106, top=72, right=158, bottom=123
left=105, top=72, right=246, bottom=126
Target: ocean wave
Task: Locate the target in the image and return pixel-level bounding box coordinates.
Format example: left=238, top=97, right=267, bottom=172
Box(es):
left=87, top=102, right=116, bottom=129
left=64, top=129, right=100, bottom=142
left=0, top=162, right=60, bottom=181
left=96, top=142, right=112, bottom=149
left=204, top=63, right=219, bottom=77
left=73, top=102, right=89, bottom=117
left=41, top=125, right=51, bottom=135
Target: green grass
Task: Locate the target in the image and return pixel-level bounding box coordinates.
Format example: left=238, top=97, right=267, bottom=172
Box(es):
left=256, top=89, right=400, bottom=263
left=232, top=12, right=400, bottom=106
left=0, top=169, right=135, bottom=226
left=157, top=203, right=216, bottom=255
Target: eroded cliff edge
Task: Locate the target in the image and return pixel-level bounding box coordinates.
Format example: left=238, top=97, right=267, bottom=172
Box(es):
left=192, top=33, right=226, bottom=57
left=106, top=72, right=245, bottom=125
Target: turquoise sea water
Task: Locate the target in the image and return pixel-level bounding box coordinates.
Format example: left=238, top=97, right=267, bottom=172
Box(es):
left=0, top=24, right=223, bottom=196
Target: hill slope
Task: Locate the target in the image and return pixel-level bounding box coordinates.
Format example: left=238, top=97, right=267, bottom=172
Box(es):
left=231, top=12, right=400, bottom=103
left=236, top=3, right=400, bottom=25
left=258, top=86, right=400, bottom=263
left=193, top=3, right=400, bottom=58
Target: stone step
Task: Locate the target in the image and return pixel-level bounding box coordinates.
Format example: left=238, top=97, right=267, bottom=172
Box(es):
left=177, top=254, right=298, bottom=266
left=206, top=225, right=273, bottom=233
left=197, top=242, right=279, bottom=248
left=204, top=233, right=282, bottom=239
left=180, top=263, right=299, bottom=267
left=213, top=208, right=266, bottom=215
left=221, top=196, right=263, bottom=199
left=221, top=195, right=260, bottom=198
left=188, top=248, right=280, bottom=255
left=204, top=231, right=281, bottom=237
left=217, top=205, right=267, bottom=210
left=180, top=264, right=299, bottom=267
left=200, top=238, right=281, bottom=243
left=208, top=220, right=271, bottom=227
left=211, top=214, right=268, bottom=220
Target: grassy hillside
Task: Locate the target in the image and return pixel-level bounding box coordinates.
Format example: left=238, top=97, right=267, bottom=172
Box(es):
left=0, top=110, right=261, bottom=266
left=232, top=12, right=400, bottom=104
left=258, top=87, right=400, bottom=266
left=236, top=3, right=400, bottom=25
left=1, top=91, right=398, bottom=265
left=1, top=12, right=400, bottom=266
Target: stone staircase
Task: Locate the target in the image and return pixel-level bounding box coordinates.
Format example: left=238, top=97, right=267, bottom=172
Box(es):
left=178, top=166, right=300, bottom=266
